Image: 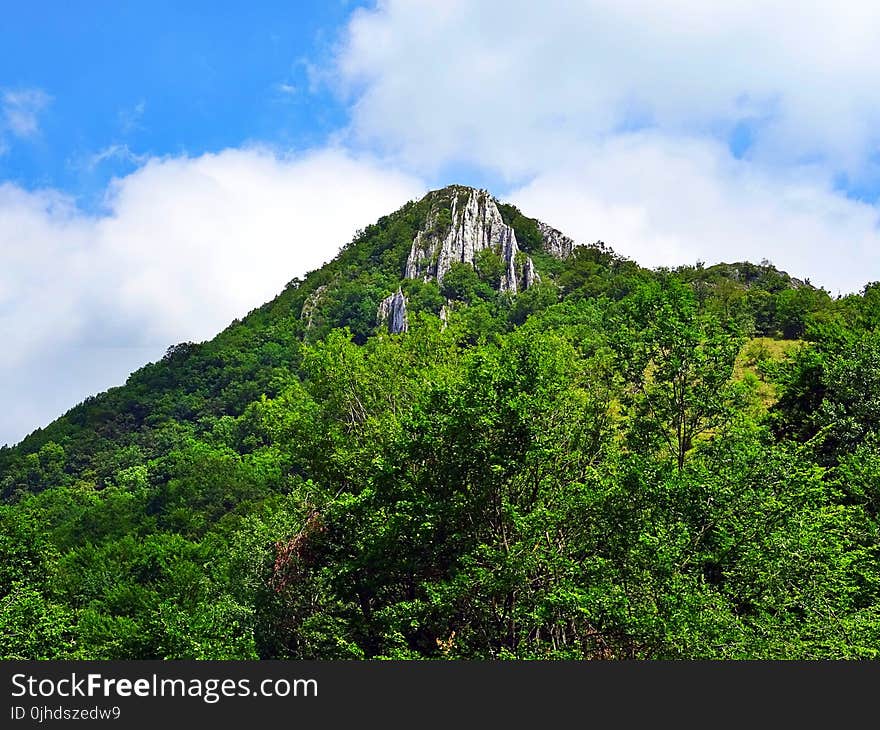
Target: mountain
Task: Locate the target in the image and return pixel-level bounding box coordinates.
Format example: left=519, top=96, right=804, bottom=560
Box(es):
left=2, top=185, right=880, bottom=660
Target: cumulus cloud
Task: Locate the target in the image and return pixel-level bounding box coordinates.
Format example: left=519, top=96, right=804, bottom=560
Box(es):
left=9, top=0, right=880, bottom=444
left=0, top=148, right=423, bottom=444
left=508, top=134, right=880, bottom=294
left=329, top=0, right=880, bottom=294
left=335, top=1, right=880, bottom=177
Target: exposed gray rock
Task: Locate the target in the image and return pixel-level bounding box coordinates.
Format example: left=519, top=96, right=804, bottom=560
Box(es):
left=377, top=288, right=408, bottom=334
left=523, top=255, right=540, bottom=289
left=300, top=284, right=328, bottom=330
left=537, top=221, right=575, bottom=259
left=405, top=187, right=536, bottom=294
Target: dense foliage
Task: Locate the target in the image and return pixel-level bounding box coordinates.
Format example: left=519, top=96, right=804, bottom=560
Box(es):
left=2, top=189, right=879, bottom=659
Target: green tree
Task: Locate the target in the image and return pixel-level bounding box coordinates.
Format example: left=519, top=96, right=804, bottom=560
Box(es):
left=614, top=280, right=745, bottom=470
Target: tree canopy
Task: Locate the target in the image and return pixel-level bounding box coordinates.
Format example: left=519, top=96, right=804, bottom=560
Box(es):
left=2, top=190, right=877, bottom=659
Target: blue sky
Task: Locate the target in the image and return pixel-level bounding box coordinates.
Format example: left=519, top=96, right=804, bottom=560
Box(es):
left=0, top=1, right=365, bottom=204
left=3, top=0, right=880, bottom=445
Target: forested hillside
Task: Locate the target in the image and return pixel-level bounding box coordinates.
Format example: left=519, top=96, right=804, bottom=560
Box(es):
left=2, top=185, right=880, bottom=659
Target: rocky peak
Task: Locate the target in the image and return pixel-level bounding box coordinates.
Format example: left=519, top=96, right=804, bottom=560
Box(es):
left=536, top=221, right=575, bottom=259
left=405, top=186, right=532, bottom=294
left=375, top=186, right=584, bottom=334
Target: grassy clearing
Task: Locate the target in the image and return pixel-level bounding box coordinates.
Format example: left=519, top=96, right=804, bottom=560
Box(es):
left=734, top=336, right=802, bottom=409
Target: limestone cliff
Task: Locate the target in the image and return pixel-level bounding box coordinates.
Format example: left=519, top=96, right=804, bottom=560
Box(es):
left=404, top=186, right=535, bottom=294
left=300, top=284, right=328, bottom=330
left=377, top=288, right=408, bottom=334
left=536, top=221, right=575, bottom=259
left=524, top=256, right=540, bottom=288
left=375, top=185, right=586, bottom=334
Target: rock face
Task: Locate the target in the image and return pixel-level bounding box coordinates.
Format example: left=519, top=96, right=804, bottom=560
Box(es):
left=300, top=284, right=328, bottom=330
left=537, top=221, right=575, bottom=259
left=524, top=256, right=540, bottom=289
left=377, top=288, right=408, bottom=334
left=405, top=187, right=535, bottom=294
left=376, top=186, right=582, bottom=334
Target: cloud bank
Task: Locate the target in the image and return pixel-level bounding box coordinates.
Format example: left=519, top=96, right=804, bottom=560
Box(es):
left=7, top=0, right=880, bottom=443
left=333, top=0, right=880, bottom=293
left=0, top=148, right=422, bottom=444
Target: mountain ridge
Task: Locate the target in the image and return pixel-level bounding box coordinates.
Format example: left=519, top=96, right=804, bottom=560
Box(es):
left=2, top=184, right=822, bottom=455
left=3, top=182, right=880, bottom=660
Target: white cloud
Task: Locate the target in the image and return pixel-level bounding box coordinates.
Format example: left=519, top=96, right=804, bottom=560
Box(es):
left=8, top=0, right=880, bottom=445
left=335, top=1, right=880, bottom=177
left=81, top=143, right=149, bottom=171
left=329, top=0, right=880, bottom=293
left=0, top=148, right=423, bottom=444
left=118, top=100, right=146, bottom=135
left=2, top=88, right=51, bottom=138
left=508, top=134, right=880, bottom=295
